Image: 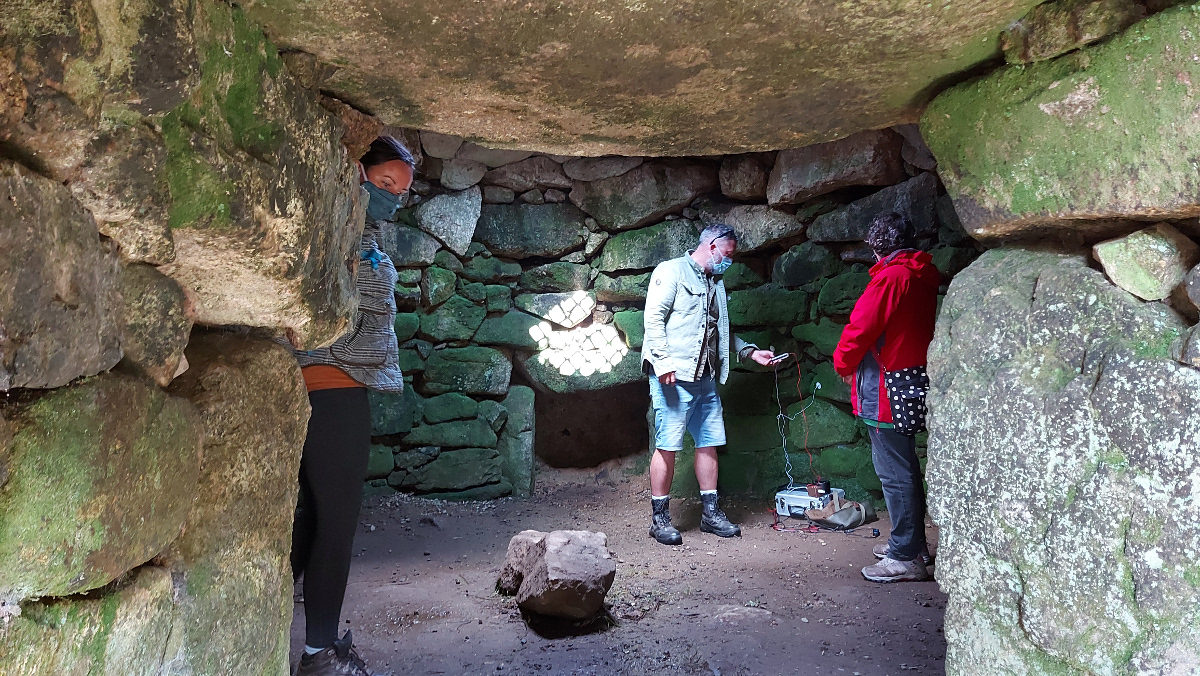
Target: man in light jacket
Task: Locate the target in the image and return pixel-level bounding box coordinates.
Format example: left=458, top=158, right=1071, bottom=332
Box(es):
left=641, top=223, right=777, bottom=545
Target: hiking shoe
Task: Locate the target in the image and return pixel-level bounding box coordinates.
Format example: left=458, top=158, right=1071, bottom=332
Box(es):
left=293, top=630, right=384, bottom=676
left=862, top=556, right=931, bottom=583
left=699, top=492, right=741, bottom=538
left=649, top=497, right=683, bottom=545
left=873, top=543, right=934, bottom=566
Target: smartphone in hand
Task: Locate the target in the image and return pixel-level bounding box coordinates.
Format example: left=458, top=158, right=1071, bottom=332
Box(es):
left=767, top=353, right=792, bottom=365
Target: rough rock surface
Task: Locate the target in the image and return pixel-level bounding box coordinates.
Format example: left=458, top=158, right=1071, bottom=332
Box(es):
left=927, top=248, right=1197, bottom=675
left=497, top=530, right=547, bottom=594
left=483, top=156, right=571, bottom=193
left=0, top=374, right=202, bottom=604
left=414, top=186, right=482, bottom=255
left=570, top=163, right=717, bottom=231
left=474, top=203, right=590, bottom=258
left=767, top=130, right=906, bottom=205
left=715, top=205, right=805, bottom=252
left=562, top=156, right=643, bottom=182
left=1001, top=0, right=1143, bottom=64
left=923, top=5, right=1200, bottom=241
left=439, top=158, right=488, bottom=190
left=499, top=386, right=536, bottom=497
left=511, top=530, right=616, bottom=620
left=118, top=264, right=195, bottom=386
left=597, top=220, right=699, bottom=273
left=1092, top=223, right=1200, bottom=301
left=807, top=172, right=938, bottom=242
left=163, top=332, right=309, bottom=676
left=0, top=565, right=179, bottom=676
left=239, top=0, right=1043, bottom=155
left=421, top=347, right=512, bottom=395
left=0, top=163, right=123, bottom=390
left=719, top=154, right=772, bottom=201
left=517, top=349, right=643, bottom=394
left=515, top=292, right=597, bottom=329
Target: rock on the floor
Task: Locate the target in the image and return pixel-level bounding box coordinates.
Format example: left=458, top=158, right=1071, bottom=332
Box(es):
left=923, top=5, right=1200, bottom=241
left=497, top=530, right=547, bottom=594
left=0, top=162, right=123, bottom=391
left=1092, top=223, right=1200, bottom=301
left=414, top=186, right=482, bottom=255
left=0, top=374, right=202, bottom=605
left=927, top=248, right=1196, bottom=675
left=767, top=130, right=906, bottom=205
left=807, top=172, right=938, bottom=242
left=163, top=332, right=310, bottom=676
left=569, top=163, right=717, bottom=231
left=117, top=264, right=195, bottom=386
left=513, top=530, right=617, bottom=620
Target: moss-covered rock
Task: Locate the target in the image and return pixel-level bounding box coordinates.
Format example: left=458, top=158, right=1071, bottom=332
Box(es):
left=1001, top=0, right=1142, bottom=64
left=422, top=393, right=479, bottom=424
left=499, top=385, right=536, bottom=497
left=475, top=203, right=590, bottom=258
left=519, top=262, right=593, bottom=293
left=804, top=361, right=851, bottom=404
left=394, top=447, right=502, bottom=492
left=474, top=311, right=544, bottom=349
left=927, top=248, right=1197, bottom=674
left=517, top=347, right=643, bottom=394
left=0, top=374, right=202, bottom=605
left=814, top=444, right=871, bottom=478
left=117, top=264, right=194, bottom=386
left=369, top=387, right=423, bottom=436
left=613, top=310, right=645, bottom=348
left=923, top=4, right=1200, bottom=241
left=786, top=398, right=858, bottom=449
left=1092, top=223, right=1200, bottom=302
left=404, top=418, right=498, bottom=448
left=727, top=288, right=809, bottom=327
left=772, top=241, right=843, bottom=287
left=594, top=272, right=653, bottom=302
left=570, top=163, right=717, bottom=231
left=162, top=333, right=309, bottom=676
left=421, top=347, right=512, bottom=395
left=0, top=565, right=179, bottom=676
left=421, top=266, right=457, bottom=307
left=486, top=285, right=513, bottom=312
left=816, top=272, right=871, bottom=317
left=418, top=295, right=486, bottom=342
left=459, top=254, right=522, bottom=283
left=394, top=312, right=421, bottom=342
left=597, top=219, right=699, bottom=273
left=366, top=444, right=396, bottom=479
left=721, top=263, right=764, bottom=291
left=792, top=319, right=847, bottom=357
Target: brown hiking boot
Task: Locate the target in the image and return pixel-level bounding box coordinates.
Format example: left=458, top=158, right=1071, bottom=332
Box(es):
left=293, top=631, right=386, bottom=676
left=872, top=543, right=934, bottom=566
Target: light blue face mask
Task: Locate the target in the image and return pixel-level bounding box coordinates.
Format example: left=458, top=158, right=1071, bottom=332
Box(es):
left=363, top=180, right=401, bottom=223
left=708, top=249, right=733, bottom=275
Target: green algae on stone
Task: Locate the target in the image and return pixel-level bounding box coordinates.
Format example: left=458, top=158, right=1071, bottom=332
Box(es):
left=923, top=4, right=1200, bottom=240
left=786, top=398, right=858, bottom=449
left=421, top=347, right=512, bottom=395
left=727, top=287, right=810, bottom=327
left=0, top=374, right=202, bottom=605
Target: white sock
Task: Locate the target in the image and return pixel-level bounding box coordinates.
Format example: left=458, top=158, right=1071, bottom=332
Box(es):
left=699, top=490, right=718, bottom=497
left=651, top=495, right=669, bottom=501
left=304, top=645, right=324, bottom=656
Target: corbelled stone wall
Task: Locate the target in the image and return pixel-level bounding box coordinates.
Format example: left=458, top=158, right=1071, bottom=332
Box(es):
left=366, top=125, right=980, bottom=503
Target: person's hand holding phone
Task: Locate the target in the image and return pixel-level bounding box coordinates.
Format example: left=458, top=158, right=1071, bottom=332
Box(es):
left=749, top=350, right=778, bottom=366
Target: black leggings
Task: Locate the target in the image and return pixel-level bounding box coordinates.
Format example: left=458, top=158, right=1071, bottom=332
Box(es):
left=291, top=386, right=372, bottom=648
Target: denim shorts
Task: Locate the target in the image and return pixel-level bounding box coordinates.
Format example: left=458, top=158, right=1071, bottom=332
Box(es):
left=649, top=374, right=727, bottom=451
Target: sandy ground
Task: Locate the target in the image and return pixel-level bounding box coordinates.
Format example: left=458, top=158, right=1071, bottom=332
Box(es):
left=290, top=461, right=947, bottom=676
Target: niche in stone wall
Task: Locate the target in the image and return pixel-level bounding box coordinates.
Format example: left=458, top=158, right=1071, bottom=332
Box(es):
left=360, top=124, right=983, bottom=504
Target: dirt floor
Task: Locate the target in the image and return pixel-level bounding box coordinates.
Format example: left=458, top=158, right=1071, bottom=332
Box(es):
left=290, top=460, right=947, bottom=676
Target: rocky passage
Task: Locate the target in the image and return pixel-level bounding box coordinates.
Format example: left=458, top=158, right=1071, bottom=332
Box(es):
left=293, top=465, right=949, bottom=676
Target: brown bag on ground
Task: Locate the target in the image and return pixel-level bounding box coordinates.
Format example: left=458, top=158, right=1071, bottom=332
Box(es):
left=806, top=497, right=878, bottom=530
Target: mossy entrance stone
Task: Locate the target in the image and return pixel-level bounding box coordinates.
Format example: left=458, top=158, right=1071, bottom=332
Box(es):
left=422, top=347, right=512, bottom=395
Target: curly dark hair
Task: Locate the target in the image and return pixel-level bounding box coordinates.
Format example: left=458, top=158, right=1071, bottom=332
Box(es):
left=360, top=135, right=416, bottom=169
left=866, top=212, right=916, bottom=258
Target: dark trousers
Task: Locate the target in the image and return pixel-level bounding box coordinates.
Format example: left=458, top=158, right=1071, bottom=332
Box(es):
left=868, top=424, right=927, bottom=562
left=291, top=387, right=372, bottom=648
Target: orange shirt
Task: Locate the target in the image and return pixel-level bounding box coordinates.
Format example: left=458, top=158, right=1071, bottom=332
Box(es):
left=301, top=365, right=364, bottom=392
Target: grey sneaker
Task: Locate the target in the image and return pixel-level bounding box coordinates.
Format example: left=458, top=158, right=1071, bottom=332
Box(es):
left=873, top=543, right=934, bottom=566
left=862, top=556, right=931, bottom=583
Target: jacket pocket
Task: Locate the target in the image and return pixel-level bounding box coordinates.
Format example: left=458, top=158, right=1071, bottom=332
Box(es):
left=329, top=311, right=395, bottom=368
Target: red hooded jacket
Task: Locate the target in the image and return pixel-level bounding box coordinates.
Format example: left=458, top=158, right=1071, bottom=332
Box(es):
left=833, top=250, right=940, bottom=424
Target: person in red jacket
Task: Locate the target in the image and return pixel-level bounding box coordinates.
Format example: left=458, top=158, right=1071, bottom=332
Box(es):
left=833, top=212, right=940, bottom=583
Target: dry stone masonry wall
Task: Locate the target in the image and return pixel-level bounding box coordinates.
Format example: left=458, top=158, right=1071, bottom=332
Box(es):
left=367, top=124, right=980, bottom=504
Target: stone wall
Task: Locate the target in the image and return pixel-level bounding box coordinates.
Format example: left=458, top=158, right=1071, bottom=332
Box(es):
left=367, top=125, right=980, bottom=503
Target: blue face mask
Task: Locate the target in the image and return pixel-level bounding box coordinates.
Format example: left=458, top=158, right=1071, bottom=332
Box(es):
left=708, top=249, right=733, bottom=275
left=363, top=180, right=401, bottom=223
